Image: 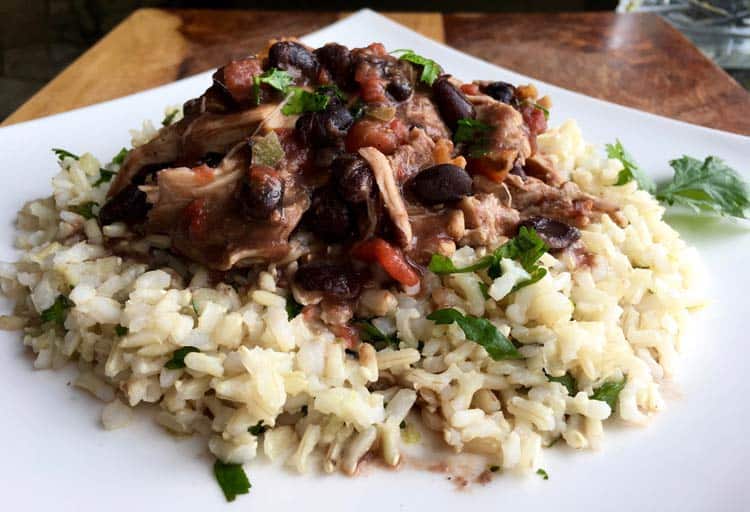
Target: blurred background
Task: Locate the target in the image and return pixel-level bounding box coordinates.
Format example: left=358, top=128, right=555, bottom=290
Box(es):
left=1, top=0, right=748, bottom=121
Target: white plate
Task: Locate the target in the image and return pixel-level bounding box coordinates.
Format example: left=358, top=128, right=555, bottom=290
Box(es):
left=1, top=9, right=748, bottom=511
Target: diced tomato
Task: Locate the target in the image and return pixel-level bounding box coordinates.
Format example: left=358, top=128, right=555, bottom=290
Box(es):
left=520, top=103, right=547, bottom=136
left=185, top=198, right=208, bottom=239
left=460, top=83, right=480, bottom=95
left=351, top=238, right=420, bottom=287
left=222, top=58, right=263, bottom=103
left=346, top=119, right=399, bottom=154
left=192, top=164, right=214, bottom=185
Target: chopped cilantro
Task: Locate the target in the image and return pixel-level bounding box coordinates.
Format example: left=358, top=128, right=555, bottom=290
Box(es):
left=161, top=109, right=179, bottom=126
left=392, top=49, right=442, bottom=85
left=606, top=139, right=656, bottom=193
left=68, top=202, right=98, bottom=220
left=356, top=320, right=399, bottom=350
left=545, top=371, right=577, bottom=396
left=93, top=169, right=116, bottom=187
left=253, top=68, right=295, bottom=104
left=429, top=226, right=548, bottom=292
left=591, top=377, right=627, bottom=412
left=40, top=294, right=74, bottom=325
left=281, top=87, right=330, bottom=115
left=52, top=148, right=79, bottom=161
left=453, top=119, right=492, bottom=157
left=164, top=346, right=200, bottom=369
left=213, top=460, right=251, bottom=502
left=427, top=308, right=521, bottom=360
left=248, top=420, right=268, bottom=436
left=114, top=325, right=129, bottom=337
left=110, top=147, right=129, bottom=166
left=536, top=468, right=549, bottom=480
left=285, top=296, right=303, bottom=320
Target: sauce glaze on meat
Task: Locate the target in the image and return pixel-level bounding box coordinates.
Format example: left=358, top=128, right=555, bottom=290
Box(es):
left=102, top=40, right=618, bottom=300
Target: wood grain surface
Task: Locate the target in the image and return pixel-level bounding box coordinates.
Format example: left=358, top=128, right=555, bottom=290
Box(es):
left=3, top=9, right=749, bottom=135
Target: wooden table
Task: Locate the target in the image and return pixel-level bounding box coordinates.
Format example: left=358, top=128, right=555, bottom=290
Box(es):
left=3, top=9, right=749, bottom=135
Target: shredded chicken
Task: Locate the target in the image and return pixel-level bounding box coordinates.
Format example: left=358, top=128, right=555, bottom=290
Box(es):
left=359, top=146, right=413, bottom=247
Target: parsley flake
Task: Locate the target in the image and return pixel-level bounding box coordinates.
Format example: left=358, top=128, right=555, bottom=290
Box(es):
left=253, top=68, right=295, bottom=104
left=536, top=468, right=549, bottom=480
left=161, top=109, right=179, bottom=126
left=545, top=371, right=577, bottom=396
left=110, top=147, right=129, bottom=166
left=356, top=320, right=399, bottom=350
left=93, top=169, right=116, bottom=187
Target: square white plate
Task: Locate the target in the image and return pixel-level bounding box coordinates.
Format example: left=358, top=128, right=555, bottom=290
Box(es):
left=1, top=9, right=748, bottom=512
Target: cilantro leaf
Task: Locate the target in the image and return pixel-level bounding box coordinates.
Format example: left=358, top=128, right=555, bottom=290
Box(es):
left=114, top=325, right=129, bottom=336
left=545, top=371, right=577, bottom=396
left=248, top=420, right=268, bottom=436
left=429, top=227, right=547, bottom=291
left=606, top=140, right=656, bottom=193
left=213, top=460, right=251, bottom=502
left=427, top=308, right=521, bottom=360
left=591, top=377, right=627, bottom=412
left=93, top=169, right=116, bottom=187
left=40, top=294, right=74, bottom=325
left=68, top=202, right=98, bottom=220
left=161, top=109, right=179, bottom=126
left=110, top=147, right=129, bottom=166
left=536, top=468, right=549, bottom=480
left=454, top=119, right=492, bottom=158
left=164, top=346, right=200, bottom=369
left=286, top=296, right=303, bottom=320
left=253, top=68, right=295, bottom=104
left=356, top=320, right=399, bottom=350
left=392, top=49, right=442, bottom=86
left=656, top=156, right=749, bottom=219
left=52, top=148, right=79, bottom=161
left=281, top=87, right=330, bottom=115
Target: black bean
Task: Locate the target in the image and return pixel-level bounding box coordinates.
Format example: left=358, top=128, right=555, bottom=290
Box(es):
left=239, top=168, right=284, bottom=220
left=314, top=43, right=352, bottom=88
left=409, top=164, right=473, bottom=205
left=432, top=76, right=474, bottom=130
left=387, top=75, right=413, bottom=102
left=295, top=105, right=353, bottom=148
left=295, top=260, right=365, bottom=299
left=307, top=187, right=354, bottom=242
left=268, top=41, right=319, bottom=80
left=99, top=184, right=151, bottom=226
left=312, top=146, right=342, bottom=169
left=519, top=217, right=580, bottom=250
left=331, top=154, right=373, bottom=203
left=484, top=81, right=516, bottom=104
